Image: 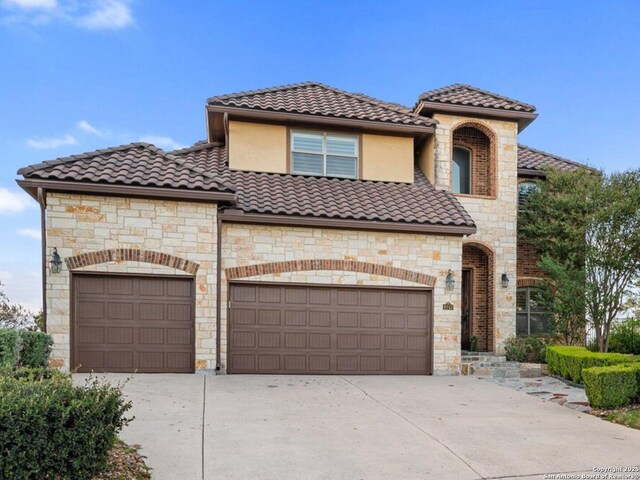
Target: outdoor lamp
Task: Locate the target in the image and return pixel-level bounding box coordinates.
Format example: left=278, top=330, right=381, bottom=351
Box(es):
left=445, top=270, right=455, bottom=291
left=49, top=248, right=62, bottom=274
left=501, top=272, right=509, bottom=288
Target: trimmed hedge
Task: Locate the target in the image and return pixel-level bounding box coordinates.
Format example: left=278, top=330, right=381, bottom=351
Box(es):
left=0, top=372, right=132, bottom=479
left=0, top=329, right=21, bottom=368
left=583, top=364, right=640, bottom=409
left=0, top=328, right=53, bottom=369
left=546, top=345, right=640, bottom=383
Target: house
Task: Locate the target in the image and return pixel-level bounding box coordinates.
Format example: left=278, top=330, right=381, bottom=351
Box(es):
left=16, top=82, right=588, bottom=375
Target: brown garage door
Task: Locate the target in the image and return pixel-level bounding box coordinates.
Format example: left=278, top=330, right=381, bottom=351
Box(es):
left=72, top=274, right=195, bottom=373
left=228, top=283, right=432, bottom=375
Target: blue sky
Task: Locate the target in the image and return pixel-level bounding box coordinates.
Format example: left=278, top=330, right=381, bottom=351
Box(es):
left=0, top=0, right=639, bottom=310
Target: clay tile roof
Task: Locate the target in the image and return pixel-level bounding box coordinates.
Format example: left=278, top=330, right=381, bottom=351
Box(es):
left=17, top=143, right=234, bottom=193
left=418, top=83, right=536, bottom=113
left=170, top=143, right=475, bottom=229
left=207, top=81, right=436, bottom=128
left=518, top=144, right=595, bottom=173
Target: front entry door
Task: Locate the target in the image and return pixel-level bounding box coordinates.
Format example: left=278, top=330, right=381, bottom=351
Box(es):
left=461, top=269, right=472, bottom=351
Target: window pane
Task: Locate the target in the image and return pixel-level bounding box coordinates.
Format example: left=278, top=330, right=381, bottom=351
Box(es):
left=516, top=288, right=527, bottom=312
left=292, top=133, right=323, bottom=153
left=292, top=152, right=323, bottom=175
left=452, top=147, right=471, bottom=194
left=326, top=155, right=357, bottom=178
left=518, top=182, right=537, bottom=206
left=516, top=314, right=529, bottom=336
left=529, top=288, right=546, bottom=312
left=530, top=313, right=551, bottom=335
left=327, top=136, right=357, bottom=156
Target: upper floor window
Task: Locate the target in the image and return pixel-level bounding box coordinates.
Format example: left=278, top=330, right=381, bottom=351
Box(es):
left=516, top=286, right=551, bottom=336
left=291, top=130, right=358, bottom=179
left=518, top=181, right=538, bottom=206
left=452, top=146, right=471, bottom=194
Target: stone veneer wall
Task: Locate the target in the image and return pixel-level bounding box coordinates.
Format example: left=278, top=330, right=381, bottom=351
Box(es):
left=45, top=192, right=218, bottom=371
left=432, top=113, right=518, bottom=353
left=221, top=223, right=464, bottom=375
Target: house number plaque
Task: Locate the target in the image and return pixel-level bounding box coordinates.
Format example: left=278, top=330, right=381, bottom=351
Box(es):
left=442, top=302, right=454, bottom=311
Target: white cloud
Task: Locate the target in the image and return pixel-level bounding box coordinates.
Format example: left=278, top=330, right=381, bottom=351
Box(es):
left=3, top=0, right=57, bottom=10
left=139, top=135, right=186, bottom=151
left=76, top=0, right=132, bottom=30
left=27, top=134, right=77, bottom=149
left=16, top=228, right=41, bottom=239
left=0, top=188, right=35, bottom=214
left=77, top=119, right=102, bottom=136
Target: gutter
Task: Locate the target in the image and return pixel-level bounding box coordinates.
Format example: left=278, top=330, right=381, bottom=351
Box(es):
left=220, top=210, right=477, bottom=236
left=215, top=207, right=222, bottom=371
left=37, top=187, right=47, bottom=332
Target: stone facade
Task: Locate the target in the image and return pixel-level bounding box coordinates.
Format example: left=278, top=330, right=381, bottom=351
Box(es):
left=431, top=114, right=519, bottom=354
left=45, top=192, right=218, bottom=371
left=221, top=223, right=463, bottom=375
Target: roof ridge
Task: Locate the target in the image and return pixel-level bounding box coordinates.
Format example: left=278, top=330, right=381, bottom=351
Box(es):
left=169, top=142, right=224, bottom=155
left=419, top=83, right=536, bottom=112
left=207, top=81, right=318, bottom=103
left=518, top=144, right=595, bottom=171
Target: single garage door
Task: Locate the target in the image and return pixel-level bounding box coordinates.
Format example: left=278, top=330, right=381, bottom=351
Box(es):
left=72, top=274, right=195, bottom=373
left=228, top=282, right=432, bottom=375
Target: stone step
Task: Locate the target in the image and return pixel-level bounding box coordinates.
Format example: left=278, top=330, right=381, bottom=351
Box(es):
left=468, top=366, right=520, bottom=378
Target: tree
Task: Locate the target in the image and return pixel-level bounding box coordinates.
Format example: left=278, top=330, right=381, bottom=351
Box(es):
left=519, top=168, right=640, bottom=352
left=0, top=282, right=38, bottom=331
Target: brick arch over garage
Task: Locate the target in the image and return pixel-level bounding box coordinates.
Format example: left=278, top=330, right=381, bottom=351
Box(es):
left=225, top=259, right=437, bottom=287
left=65, top=248, right=200, bottom=275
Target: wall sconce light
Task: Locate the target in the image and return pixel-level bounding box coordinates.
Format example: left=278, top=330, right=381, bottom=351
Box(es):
left=49, top=248, right=62, bottom=274
left=445, top=270, right=455, bottom=291
left=501, top=272, right=509, bottom=288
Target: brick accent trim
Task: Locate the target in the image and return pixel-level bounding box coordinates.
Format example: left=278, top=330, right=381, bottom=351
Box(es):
left=65, top=248, right=199, bottom=274
left=517, top=277, right=545, bottom=288
left=225, top=259, right=436, bottom=286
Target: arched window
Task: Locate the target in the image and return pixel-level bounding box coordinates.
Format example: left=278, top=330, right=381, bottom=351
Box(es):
left=518, top=181, right=538, bottom=206
left=452, top=147, right=471, bottom=194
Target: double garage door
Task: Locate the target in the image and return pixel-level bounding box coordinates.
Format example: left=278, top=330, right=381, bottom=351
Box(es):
left=228, top=283, right=433, bottom=375
left=72, top=275, right=433, bottom=375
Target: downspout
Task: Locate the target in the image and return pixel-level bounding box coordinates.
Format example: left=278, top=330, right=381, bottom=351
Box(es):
left=215, top=206, right=222, bottom=371
left=37, top=187, right=47, bottom=332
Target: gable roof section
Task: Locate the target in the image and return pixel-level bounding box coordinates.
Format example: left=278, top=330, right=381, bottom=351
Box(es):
left=518, top=145, right=596, bottom=176
left=207, top=81, right=436, bottom=129
left=171, top=143, right=475, bottom=233
left=418, top=84, right=536, bottom=113
left=17, top=143, right=235, bottom=201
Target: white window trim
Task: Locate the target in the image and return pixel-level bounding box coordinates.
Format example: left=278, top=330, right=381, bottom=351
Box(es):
left=290, top=130, right=359, bottom=179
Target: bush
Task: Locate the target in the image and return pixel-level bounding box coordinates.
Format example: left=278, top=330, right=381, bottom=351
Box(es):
left=19, top=331, right=53, bottom=368
left=505, top=336, right=551, bottom=363
left=608, top=319, right=640, bottom=355
left=583, top=364, right=640, bottom=409
left=546, top=345, right=640, bottom=383
left=0, top=328, right=53, bottom=369
left=0, top=374, right=132, bottom=479
left=0, top=366, right=66, bottom=381
left=0, top=329, right=21, bottom=368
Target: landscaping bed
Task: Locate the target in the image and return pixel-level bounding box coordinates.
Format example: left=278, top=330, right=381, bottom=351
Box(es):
left=96, top=440, right=151, bottom=480
left=590, top=404, right=640, bottom=430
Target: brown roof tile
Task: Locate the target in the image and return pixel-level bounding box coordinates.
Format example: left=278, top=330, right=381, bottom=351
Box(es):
left=418, top=84, right=536, bottom=113
left=17, top=143, right=235, bottom=193
left=171, top=143, right=475, bottom=228
left=207, top=81, right=436, bottom=128
left=518, top=145, right=595, bottom=173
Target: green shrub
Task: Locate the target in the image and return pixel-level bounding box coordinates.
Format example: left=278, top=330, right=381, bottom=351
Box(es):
left=546, top=345, right=640, bottom=383
left=505, top=336, right=551, bottom=363
left=608, top=319, right=640, bottom=355
left=0, top=366, right=66, bottom=381
left=0, top=375, right=132, bottom=479
left=0, top=329, right=21, bottom=368
left=18, top=331, right=52, bottom=368
left=583, top=364, right=640, bottom=408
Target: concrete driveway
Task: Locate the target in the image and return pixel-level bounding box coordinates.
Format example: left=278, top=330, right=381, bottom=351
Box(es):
left=78, top=374, right=640, bottom=480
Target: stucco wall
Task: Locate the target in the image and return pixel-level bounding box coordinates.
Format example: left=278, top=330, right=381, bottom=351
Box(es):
left=432, top=114, right=519, bottom=353
left=221, top=223, right=464, bottom=374
left=417, top=135, right=435, bottom=183
left=45, top=192, right=218, bottom=371
left=361, top=134, right=414, bottom=183
left=228, top=120, right=288, bottom=173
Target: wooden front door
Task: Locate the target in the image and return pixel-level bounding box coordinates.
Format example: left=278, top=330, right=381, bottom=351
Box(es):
left=461, top=269, right=472, bottom=351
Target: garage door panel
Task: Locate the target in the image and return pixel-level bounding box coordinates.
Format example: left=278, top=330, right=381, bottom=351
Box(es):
left=73, top=275, right=194, bottom=373
left=228, top=283, right=432, bottom=375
